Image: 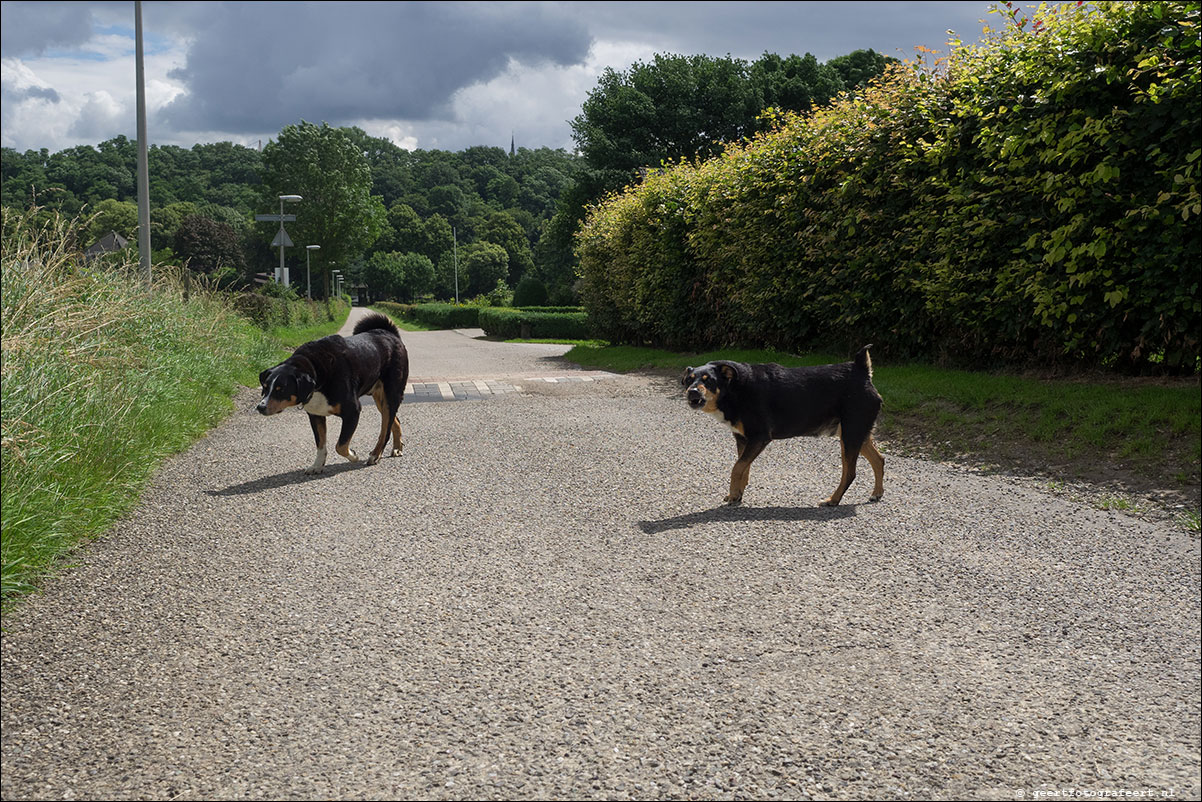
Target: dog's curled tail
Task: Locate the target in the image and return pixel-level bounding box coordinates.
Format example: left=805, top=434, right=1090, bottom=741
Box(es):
left=855, top=344, right=874, bottom=378
left=352, top=312, right=402, bottom=338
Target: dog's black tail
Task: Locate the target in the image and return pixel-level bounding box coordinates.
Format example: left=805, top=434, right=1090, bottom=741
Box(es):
left=352, top=312, right=402, bottom=338
left=854, top=344, right=874, bottom=378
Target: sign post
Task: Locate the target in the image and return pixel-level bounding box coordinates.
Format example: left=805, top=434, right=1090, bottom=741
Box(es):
left=257, top=194, right=302, bottom=285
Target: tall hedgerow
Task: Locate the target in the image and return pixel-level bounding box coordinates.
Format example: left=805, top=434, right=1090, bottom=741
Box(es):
left=577, top=1, right=1200, bottom=371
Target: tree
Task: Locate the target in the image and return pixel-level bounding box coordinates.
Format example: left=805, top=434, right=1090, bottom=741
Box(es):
left=479, top=210, right=535, bottom=285
left=460, top=242, right=508, bottom=297
left=826, top=49, right=896, bottom=90
left=571, top=54, right=761, bottom=178
left=85, top=198, right=138, bottom=244
left=749, top=52, right=845, bottom=120
left=260, top=121, right=386, bottom=297
left=364, top=250, right=435, bottom=301
left=172, top=214, right=245, bottom=282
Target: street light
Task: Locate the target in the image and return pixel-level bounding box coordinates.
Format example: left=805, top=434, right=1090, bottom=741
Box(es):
left=332, top=269, right=343, bottom=299
left=277, top=194, right=302, bottom=286
left=305, top=244, right=320, bottom=299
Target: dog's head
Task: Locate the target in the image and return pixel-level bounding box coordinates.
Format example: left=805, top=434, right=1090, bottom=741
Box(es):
left=257, top=362, right=315, bottom=416
left=681, top=362, right=738, bottom=414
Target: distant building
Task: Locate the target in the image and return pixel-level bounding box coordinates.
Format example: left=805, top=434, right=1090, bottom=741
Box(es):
left=83, top=231, right=129, bottom=261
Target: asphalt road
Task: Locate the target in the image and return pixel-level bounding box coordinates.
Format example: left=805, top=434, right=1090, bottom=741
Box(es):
left=2, top=312, right=1199, bottom=801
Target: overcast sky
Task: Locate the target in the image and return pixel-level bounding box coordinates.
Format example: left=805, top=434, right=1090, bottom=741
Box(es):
left=2, top=1, right=1024, bottom=155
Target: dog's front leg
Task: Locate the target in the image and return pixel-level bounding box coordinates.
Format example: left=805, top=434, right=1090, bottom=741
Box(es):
left=726, top=436, right=769, bottom=505
left=335, top=404, right=361, bottom=463
left=305, top=414, right=328, bottom=474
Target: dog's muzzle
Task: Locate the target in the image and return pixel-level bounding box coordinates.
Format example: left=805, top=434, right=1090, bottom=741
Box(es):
left=687, top=388, right=705, bottom=408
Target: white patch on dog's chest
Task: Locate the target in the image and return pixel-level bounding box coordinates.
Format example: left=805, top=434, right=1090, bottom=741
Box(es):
left=706, top=407, right=745, bottom=436
left=303, top=391, right=338, bottom=416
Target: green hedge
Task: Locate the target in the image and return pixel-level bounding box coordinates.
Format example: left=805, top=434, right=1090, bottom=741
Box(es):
left=577, top=2, right=1200, bottom=372
left=478, top=307, right=592, bottom=339
left=230, top=292, right=349, bottom=330
left=517, top=306, right=585, bottom=314
left=372, top=300, right=417, bottom=321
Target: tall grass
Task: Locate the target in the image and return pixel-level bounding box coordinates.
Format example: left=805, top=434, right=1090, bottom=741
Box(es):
left=1, top=208, right=280, bottom=603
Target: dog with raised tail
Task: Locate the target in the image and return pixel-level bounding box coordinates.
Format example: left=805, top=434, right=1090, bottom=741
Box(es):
left=682, top=346, right=884, bottom=506
left=257, top=313, right=409, bottom=474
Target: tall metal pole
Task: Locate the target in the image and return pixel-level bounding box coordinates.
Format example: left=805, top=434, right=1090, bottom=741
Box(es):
left=278, top=196, right=285, bottom=284
left=134, top=1, right=151, bottom=288
left=452, top=226, right=459, bottom=305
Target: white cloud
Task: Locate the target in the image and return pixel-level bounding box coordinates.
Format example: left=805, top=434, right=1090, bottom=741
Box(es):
left=68, top=89, right=127, bottom=140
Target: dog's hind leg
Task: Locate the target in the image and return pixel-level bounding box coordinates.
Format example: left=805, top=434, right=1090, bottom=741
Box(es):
left=861, top=436, right=885, bottom=502
left=820, top=440, right=858, bottom=507
left=335, top=404, right=361, bottom=463
left=726, top=436, right=769, bottom=505
left=367, top=383, right=403, bottom=464
left=305, top=414, right=328, bottom=474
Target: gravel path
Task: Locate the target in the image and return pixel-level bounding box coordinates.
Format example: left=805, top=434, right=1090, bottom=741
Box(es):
left=2, top=313, right=1199, bottom=801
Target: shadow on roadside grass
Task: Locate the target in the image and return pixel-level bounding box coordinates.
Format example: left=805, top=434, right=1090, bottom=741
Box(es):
left=639, top=502, right=857, bottom=534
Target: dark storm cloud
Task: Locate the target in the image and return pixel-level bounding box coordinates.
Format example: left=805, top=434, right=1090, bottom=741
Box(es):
left=0, top=2, right=95, bottom=57
left=570, top=1, right=996, bottom=61
left=159, top=1, right=592, bottom=133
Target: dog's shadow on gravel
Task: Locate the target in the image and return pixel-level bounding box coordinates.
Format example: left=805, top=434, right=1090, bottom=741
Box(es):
left=206, top=461, right=362, bottom=497
left=639, top=503, right=856, bottom=534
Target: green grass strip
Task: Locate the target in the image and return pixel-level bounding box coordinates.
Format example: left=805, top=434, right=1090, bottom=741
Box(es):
left=564, top=343, right=1201, bottom=490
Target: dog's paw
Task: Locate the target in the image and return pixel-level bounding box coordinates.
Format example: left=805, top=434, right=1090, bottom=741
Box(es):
left=724, top=494, right=743, bottom=506
left=366, top=452, right=381, bottom=466
left=303, top=465, right=325, bottom=475
left=869, top=493, right=883, bottom=503
left=818, top=497, right=838, bottom=507
left=390, top=446, right=403, bottom=457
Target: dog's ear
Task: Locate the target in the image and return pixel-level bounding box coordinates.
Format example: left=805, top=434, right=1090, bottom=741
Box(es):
left=259, top=368, right=271, bottom=387
left=681, top=367, right=695, bottom=386
left=296, top=372, right=316, bottom=403
left=718, top=363, right=738, bottom=383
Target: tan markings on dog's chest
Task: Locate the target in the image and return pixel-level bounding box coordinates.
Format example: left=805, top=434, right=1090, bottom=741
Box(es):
left=303, top=391, right=342, bottom=416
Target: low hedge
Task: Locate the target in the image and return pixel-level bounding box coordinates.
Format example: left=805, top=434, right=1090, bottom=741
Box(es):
left=478, top=307, right=592, bottom=340
left=230, top=292, right=348, bottom=330
left=372, top=301, right=417, bottom=321
left=516, top=306, right=585, bottom=314
left=374, top=302, right=479, bottom=329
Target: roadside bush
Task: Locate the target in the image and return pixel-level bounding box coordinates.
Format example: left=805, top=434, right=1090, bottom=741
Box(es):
left=405, top=302, right=480, bottom=329
left=577, top=1, right=1200, bottom=372
left=513, top=275, right=549, bottom=307
left=229, top=287, right=348, bottom=330
left=372, top=301, right=417, bottom=321
left=478, top=307, right=592, bottom=339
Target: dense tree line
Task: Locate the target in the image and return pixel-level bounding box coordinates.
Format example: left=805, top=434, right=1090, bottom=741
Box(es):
left=1, top=131, right=581, bottom=300
left=1, top=47, right=890, bottom=302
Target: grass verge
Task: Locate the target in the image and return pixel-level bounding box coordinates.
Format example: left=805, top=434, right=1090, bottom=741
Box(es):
left=564, top=343, right=1201, bottom=525
left=0, top=210, right=345, bottom=609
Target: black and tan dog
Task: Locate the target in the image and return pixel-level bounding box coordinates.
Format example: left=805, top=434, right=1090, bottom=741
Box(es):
left=257, top=313, right=409, bottom=474
left=682, top=346, right=884, bottom=506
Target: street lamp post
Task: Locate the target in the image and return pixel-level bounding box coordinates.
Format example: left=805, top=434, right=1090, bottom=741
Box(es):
left=305, top=244, right=320, bottom=299
left=277, top=194, right=302, bottom=286
left=332, top=269, right=343, bottom=299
